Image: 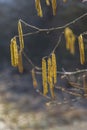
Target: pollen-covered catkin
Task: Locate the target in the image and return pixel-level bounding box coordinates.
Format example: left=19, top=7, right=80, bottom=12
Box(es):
left=64, top=27, right=76, bottom=55
left=46, top=0, right=50, bottom=6
left=48, top=58, right=52, bottom=84
left=69, top=35, right=76, bottom=55
left=78, top=34, right=85, bottom=64
left=18, top=21, right=24, bottom=51
left=47, top=58, right=55, bottom=99
left=10, top=37, right=18, bottom=67
left=18, top=50, right=23, bottom=73
left=31, top=69, right=38, bottom=88
left=35, top=0, right=43, bottom=17
left=10, top=40, right=14, bottom=67
left=51, top=0, right=57, bottom=16
left=52, top=52, right=57, bottom=84
left=42, top=58, right=48, bottom=95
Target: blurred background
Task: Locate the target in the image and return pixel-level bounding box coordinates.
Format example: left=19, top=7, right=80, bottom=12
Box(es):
left=0, top=0, right=87, bottom=130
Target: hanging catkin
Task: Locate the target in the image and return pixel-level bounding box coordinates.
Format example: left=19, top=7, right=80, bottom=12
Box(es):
left=48, top=58, right=52, bottom=85
left=42, top=58, right=48, bottom=95
left=10, top=40, right=14, bottom=67
left=46, top=0, right=50, bottom=6
left=69, top=35, right=76, bottom=55
left=18, top=50, right=23, bottom=73
left=47, top=58, right=55, bottom=99
left=64, top=27, right=76, bottom=55
left=10, top=37, right=18, bottom=67
left=35, top=0, right=43, bottom=17
left=31, top=69, right=38, bottom=88
left=51, top=0, right=57, bottom=16
left=52, top=52, right=57, bottom=84
left=18, top=21, right=24, bottom=51
left=78, top=34, right=85, bottom=64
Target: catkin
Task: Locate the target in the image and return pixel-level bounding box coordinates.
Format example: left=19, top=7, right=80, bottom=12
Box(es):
left=78, top=34, right=85, bottom=65
left=31, top=69, right=38, bottom=88
left=35, top=0, right=43, bottom=17
left=10, top=40, right=14, bottom=67
left=51, top=0, right=57, bottom=16
left=42, top=58, right=48, bottom=95
left=46, top=0, right=50, bottom=6
left=18, top=50, right=23, bottom=73
left=18, top=21, right=24, bottom=51
left=48, top=58, right=52, bottom=85
left=69, top=35, right=76, bottom=55
left=64, top=27, right=76, bottom=55
left=10, top=37, right=18, bottom=67
left=47, top=58, right=55, bottom=99
left=52, top=52, right=57, bottom=84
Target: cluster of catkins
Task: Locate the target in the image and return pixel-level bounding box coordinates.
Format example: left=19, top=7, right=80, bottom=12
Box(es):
left=64, top=27, right=85, bottom=65
left=10, top=21, right=24, bottom=73
left=35, top=0, right=67, bottom=17
left=41, top=53, right=57, bottom=99
left=10, top=22, right=85, bottom=99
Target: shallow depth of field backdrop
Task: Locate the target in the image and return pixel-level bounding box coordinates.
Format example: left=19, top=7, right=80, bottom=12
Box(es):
left=0, top=0, right=87, bottom=130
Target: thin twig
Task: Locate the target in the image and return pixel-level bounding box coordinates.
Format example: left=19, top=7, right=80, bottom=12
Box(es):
left=19, top=13, right=87, bottom=33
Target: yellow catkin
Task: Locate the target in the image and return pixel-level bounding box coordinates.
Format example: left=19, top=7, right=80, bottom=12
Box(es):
left=10, top=37, right=18, bottom=67
left=51, top=0, right=57, bottom=16
left=52, top=52, right=57, bottom=84
left=35, top=0, right=43, bottom=17
left=69, top=35, right=76, bottom=55
left=64, top=27, right=76, bottom=55
left=42, top=58, right=48, bottom=95
left=47, top=58, right=55, bottom=99
left=18, top=21, right=24, bottom=51
left=78, top=34, right=85, bottom=65
left=46, top=0, right=50, bottom=6
left=18, top=50, right=23, bottom=73
left=10, top=40, right=14, bottom=67
left=31, top=69, right=38, bottom=88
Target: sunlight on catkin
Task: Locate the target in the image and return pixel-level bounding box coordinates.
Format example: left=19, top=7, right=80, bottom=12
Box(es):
left=51, top=0, right=57, bottom=16
left=18, top=21, right=24, bottom=51
left=42, top=58, right=48, bottom=95
left=64, top=27, right=76, bottom=55
left=18, top=50, right=23, bottom=73
left=10, top=40, right=14, bottom=67
left=46, top=0, right=50, bottom=6
left=47, top=57, right=55, bottom=99
left=35, top=0, right=43, bottom=17
left=31, top=69, right=38, bottom=88
left=48, top=58, right=52, bottom=85
left=10, top=37, right=18, bottom=67
left=78, top=34, right=85, bottom=65
left=52, top=52, right=57, bottom=84
left=64, top=27, right=71, bottom=50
